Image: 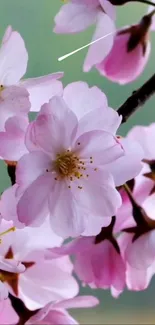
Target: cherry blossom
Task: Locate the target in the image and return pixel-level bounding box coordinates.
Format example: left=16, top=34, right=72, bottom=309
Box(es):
left=0, top=26, right=63, bottom=112
left=96, top=11, right=154, bottom=84
left=14, top=91, right=144, bottom=237
left=0, top=219, right=78, bottom=309
left=54, top=0, right=116, bottom=71
left=47, top=217, right=126, bottom=297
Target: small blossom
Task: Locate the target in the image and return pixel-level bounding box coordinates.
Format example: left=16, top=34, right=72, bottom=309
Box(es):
left=96, top=12, right=154, bottom=84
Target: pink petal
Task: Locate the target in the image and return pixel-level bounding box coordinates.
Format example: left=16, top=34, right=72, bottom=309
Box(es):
left=0, top=26, right=28, bottom=85
left=74, top=169, right=122, bottom=217
left=26, top=97, right=78, bottom=156
left=74, top=130, right=124, bottom=165
left=99, top=0, right=116, bottom=20
left=49, top=181, right=87, bottom=238
left=125, top=230, right=155, bottom=269
left=0, top=257, right=25, bottom=273
left=0, top=116, right=28, bottom=161
left=63, top=82, right=108, bottom=120
left=104, top=137, right=143, bottom=186
left=126, top=264, right=154, bottom=291
left=16, top=151, right=51, bottom=189
left=83, top=13, right=115, bottom=72
left=78, top=106, right=122, bottom=136
left=54, top=295, right=99, bottom=309
left=19, top=257, right=79, bottom=310
left=21, top=74, right=63, bottom=112
left=54, top=3, right=97, bottom=33
left=127, top=124, right=155, bottom=160
left=28, top=308, right=78, bottom=325
left=0, top=299, right=18, bottom=323
left=17, top=174, right=52, bottom=226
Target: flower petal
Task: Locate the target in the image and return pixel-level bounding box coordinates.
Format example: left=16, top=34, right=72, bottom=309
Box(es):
left=21, top=73, right=63, bottom=112
left=0, top=116, right=28, bottom=161
left=26, top=96, right=78, bottom=156
left=83, top=13, right=115, bottom=72
left=0, top=26, right=28, bottom=85
left=74, top=130, right=124, bottom=165
left=63, top=82, right=108, bottom=120
left=54, top=3, right=97, bottom=33
left=16, top=151, right=51, bottom=189
left=17, top=174, right=52, bottom=226
left=104, top=137, right=143, bottom=186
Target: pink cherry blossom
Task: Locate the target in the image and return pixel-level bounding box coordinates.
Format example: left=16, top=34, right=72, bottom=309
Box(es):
left=96, top=12, right=154, bottom=84
left=0, top=299, right=19, bottom=324
left=0, top=219, right=78, bottom=310
left=54, top=1, right=116, bottom=71
left=47, top=231, right=126, bottom=297
left=0, top=26, right=63, bottom=112
left=15, top=92, right=144, bottom=237
left=27, top=295, right=99, bottom=325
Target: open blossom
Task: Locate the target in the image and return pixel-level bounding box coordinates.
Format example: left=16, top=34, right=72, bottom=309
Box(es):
left=54, top=1, right=116, bottom=72
left=15, top=87, right=143, bottom=238
left=27, top=295, right=99, bottom=325
left=0, top=26, right=63, bottom=112
left=0, top=219, right=78, bottom=309
left=96, top=11, right=154, bottom=84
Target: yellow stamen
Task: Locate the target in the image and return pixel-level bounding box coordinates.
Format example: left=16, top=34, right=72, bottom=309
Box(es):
left=0, top=227, right=16, bottom=238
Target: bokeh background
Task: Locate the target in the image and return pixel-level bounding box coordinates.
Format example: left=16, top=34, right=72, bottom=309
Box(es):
left=0, top=0, right=155, bottom=323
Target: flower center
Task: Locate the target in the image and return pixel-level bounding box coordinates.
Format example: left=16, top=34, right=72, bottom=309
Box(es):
left=53, top=151, right=80, bottom=178
left=51, top=149, right=97, bottom=190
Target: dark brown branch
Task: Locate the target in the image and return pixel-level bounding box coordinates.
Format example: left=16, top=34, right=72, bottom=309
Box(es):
left=117, top=73, right=155, bottom=123
left=9, top=294, right=38, bottom=325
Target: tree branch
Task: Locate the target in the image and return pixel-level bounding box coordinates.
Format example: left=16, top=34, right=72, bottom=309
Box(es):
left=9, top=294, right=38, bottom=325
left=117, top=73, right=155, bottom=123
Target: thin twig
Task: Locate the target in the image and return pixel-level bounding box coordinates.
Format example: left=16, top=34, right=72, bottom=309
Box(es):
left=117, top=73, right=155, bottom=123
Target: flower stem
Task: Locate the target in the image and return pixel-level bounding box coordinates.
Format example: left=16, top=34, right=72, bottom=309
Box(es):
left=117, top=73, right=155, bottom=123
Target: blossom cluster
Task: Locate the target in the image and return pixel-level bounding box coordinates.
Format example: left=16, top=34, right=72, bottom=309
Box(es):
left=0, top=0, right=155, bottom=323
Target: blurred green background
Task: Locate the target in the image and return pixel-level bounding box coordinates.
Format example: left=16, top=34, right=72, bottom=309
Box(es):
left=0, top=0, right=155, bottom=323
